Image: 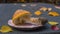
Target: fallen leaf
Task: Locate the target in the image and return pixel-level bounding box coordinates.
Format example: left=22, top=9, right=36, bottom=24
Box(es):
left=0, top=25, right=13, bottom=33
left=34, top=10, right=42, bottom=16
left=48, top=12, right=59, bottom=17
left=48, top=21, right=58, bottom=25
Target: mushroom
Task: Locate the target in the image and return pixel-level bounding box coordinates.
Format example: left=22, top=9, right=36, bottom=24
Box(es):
left=12, top=9, right=31, bottom=25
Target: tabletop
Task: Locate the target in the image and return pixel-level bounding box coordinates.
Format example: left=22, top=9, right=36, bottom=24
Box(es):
left=0, top=3, right=60, bottom=34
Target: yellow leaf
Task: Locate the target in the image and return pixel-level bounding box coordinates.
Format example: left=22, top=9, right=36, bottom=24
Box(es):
left=0, top=25, right=13, bottom=33
left=48, top=21, right=58, bottom=25
left=48, top=12, right=59, bottom=17
left=34, top=10, right=42, bottom=16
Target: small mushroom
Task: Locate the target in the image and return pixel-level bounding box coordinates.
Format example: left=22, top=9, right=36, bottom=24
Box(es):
left=47, top=8, right=52, bottom=11
left=27, top=17, right=48, bottom=25
left=39, top=7, right=47, bottom=11
left=38, top=17, right=48, bottom=25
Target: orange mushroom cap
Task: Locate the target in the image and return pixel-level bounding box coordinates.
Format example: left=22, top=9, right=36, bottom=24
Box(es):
left=12, top=9, right=31, bottom=21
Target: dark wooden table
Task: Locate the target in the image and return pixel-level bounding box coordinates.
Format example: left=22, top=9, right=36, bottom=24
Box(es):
left=0, top=3, right=60, bottom=34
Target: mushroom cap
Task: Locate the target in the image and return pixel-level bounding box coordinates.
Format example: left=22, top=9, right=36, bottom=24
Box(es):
left=12, top=9, right=31, bottom=21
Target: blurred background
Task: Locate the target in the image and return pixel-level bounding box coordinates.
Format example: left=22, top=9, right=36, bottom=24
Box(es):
left=0, top=0, right=60, bottom=5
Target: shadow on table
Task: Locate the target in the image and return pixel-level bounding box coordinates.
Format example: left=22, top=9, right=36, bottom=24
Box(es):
left=12, top=26, right=48, bottom=32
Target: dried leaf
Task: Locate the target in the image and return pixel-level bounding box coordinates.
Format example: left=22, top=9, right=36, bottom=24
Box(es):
left=48, top=21, right=58, bottom=25
left=0, top=25, right=13, bottom=33
left=34, top=10, right=42, bottom=16
left=48, top=12, right=59, bottom=17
